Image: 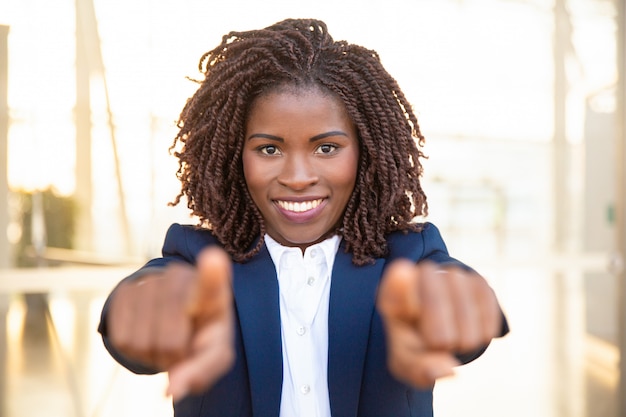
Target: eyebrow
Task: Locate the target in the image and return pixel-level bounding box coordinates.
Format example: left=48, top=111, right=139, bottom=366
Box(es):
left=247, top=131, right=348, bottom=142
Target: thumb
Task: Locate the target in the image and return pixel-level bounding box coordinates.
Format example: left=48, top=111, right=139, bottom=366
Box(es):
left=377, top=259, right=421, bottom=325
left=187, top=246, right=232, bottom=324
left=377, top=260, right=459, bottom=387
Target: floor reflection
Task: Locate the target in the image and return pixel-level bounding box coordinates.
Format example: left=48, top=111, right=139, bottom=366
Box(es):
left=0, top=263, right=621, bottom=417
left=5, top=293, right=77, bottom=417
left=2, top=289, right=172, bottom=417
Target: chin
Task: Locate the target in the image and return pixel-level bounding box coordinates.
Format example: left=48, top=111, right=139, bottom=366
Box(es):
left=281, top=234, right=325, bottom=248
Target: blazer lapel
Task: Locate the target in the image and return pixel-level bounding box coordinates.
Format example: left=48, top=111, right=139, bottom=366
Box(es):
left=232, top=246, right=282, bottom=417
left=328, top=245, right=385, bottom=417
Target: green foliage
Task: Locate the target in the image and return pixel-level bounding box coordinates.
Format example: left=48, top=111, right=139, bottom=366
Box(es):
left=14, top=188, right=76, bottom=267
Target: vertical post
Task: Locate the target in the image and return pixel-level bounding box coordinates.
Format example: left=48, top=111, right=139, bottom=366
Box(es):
left=615, top=0, right=626, bottom=415
left=0, top=23, right=9, bottom=417
left=553, top=4, right=569, bottom=415
left=75, top=0, right=133, bottom=255
left=552, top=1, right=584, bottom=417
left=0, top=25, right=10, bottom=269
left=74, top=0, right=93, bottom=252
left=553, top=0, right=569, bottom=250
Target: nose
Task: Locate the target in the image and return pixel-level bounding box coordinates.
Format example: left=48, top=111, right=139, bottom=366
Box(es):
left=277, top=154, right=319, bottom=190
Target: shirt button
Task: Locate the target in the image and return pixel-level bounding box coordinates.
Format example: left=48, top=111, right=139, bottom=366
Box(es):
left=296, top=326, right=306, bottom=336
left=310, top=249, right=317, bottom=258
left=307, top=276, right=316, bottom=286
left=300, top=384, right=311, bottom=395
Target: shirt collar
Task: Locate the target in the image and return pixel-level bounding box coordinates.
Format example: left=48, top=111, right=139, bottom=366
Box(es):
left=264, top=234, right=341, bottom=275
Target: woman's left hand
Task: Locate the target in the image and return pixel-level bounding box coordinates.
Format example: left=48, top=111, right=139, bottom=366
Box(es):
left=376, top=260, right=502, bottom=388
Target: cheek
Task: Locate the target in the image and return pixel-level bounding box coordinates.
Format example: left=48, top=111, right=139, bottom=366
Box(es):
left=338, top=152, right=359, bottom=194
left=327, top=167, right=358, bottom=213
left=242, top=154, right=257, bottom=194
left=242, top=152, right=272, bottom=206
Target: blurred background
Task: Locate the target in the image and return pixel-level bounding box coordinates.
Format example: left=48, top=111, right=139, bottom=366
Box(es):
left=0, top=0, right=624, bottom=416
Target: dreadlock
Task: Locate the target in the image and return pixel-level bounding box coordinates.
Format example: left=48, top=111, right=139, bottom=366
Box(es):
left=170, top=18, right=428, bottom=265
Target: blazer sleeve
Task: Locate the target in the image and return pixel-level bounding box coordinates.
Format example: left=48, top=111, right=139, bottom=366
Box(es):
left=386, top=222, right=465, bottom=267
left=419, top=222, right=473, bottom=271
left=97, top=223, right=219, bottom=374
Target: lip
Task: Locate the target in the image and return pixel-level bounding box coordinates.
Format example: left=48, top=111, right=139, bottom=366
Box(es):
left=273, top=197, right=327, bottom=223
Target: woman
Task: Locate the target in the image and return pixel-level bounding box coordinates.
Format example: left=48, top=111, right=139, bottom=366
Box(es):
left=99, top=18, right=508, bottom=417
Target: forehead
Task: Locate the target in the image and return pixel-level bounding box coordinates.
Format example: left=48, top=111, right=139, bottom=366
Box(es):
left=251, top=84, right=343, bottom=110
left=247, top=87, right=352, bottom=124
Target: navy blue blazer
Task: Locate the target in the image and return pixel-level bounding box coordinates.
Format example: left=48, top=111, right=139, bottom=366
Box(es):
left=99, top=222, right=507, bottom=417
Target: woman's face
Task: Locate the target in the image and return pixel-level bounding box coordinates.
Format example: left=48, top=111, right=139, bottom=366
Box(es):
left=242, top=88, right=359, bottom=250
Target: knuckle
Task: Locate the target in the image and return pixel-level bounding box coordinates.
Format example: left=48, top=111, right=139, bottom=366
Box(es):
left=423, top=327, right=455, bottom=351
left=157, top=344, right=187, bottom=364
left=457, top=332, right=482, bottom=353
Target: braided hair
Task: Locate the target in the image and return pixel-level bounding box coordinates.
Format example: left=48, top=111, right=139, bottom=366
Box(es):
left=170, top=18, right=428, bottom=265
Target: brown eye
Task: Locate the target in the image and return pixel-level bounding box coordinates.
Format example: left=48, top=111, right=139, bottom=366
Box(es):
left=260, top=145, right=280, bottom=155
left=316, top=144, right=337, bottom=154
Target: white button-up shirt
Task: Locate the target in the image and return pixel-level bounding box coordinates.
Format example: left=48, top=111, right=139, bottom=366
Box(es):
left=265, top=234, right=341, bottom=417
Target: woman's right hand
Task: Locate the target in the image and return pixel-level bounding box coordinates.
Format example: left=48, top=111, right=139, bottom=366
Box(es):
left=107, top=247, right=235, bottom=401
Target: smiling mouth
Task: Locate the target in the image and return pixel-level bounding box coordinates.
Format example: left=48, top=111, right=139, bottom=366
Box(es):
left=275, top=199, right=324, bottom=213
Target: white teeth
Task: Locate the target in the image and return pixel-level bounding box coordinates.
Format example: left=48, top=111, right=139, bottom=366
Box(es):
left=277, top=199, right=323, bottom=213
